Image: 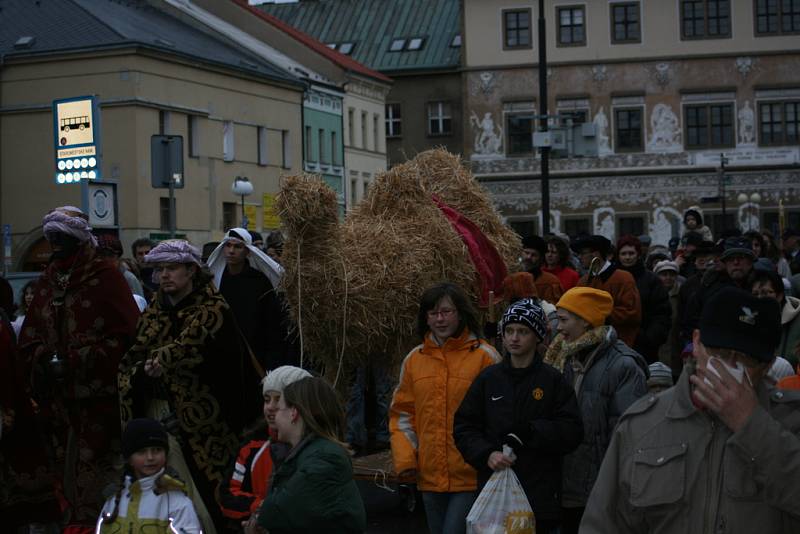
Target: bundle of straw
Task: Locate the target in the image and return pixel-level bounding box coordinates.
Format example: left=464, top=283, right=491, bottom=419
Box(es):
left=276, top=150, right=520, bottom=377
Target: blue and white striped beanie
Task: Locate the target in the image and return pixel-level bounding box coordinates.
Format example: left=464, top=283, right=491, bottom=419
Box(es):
left=501, top=298, right=547, bottom=342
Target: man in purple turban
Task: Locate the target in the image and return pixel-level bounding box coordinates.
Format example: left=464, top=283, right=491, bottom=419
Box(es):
left=16, top=206, right=139, bottom=526
left=118, top=239, right=263, bottom=530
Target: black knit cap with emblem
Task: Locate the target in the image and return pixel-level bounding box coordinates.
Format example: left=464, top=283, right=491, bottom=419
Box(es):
left=699, top=287, right=781, bottom=363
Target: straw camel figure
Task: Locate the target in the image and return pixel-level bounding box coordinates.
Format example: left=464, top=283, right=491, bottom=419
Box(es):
left=275, top=149, right=521, bottom=384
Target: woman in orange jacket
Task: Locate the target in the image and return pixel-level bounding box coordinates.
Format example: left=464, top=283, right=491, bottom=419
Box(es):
left=389, top=282, right=501, bottom=534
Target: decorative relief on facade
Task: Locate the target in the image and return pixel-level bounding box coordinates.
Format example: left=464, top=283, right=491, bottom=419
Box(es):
left=737, top=100, right=756, bottom=146
left=736, top=57, right=754, bottom=78
left=738, top=202, right=761, bottom=232
left=470, top=150, right=691, bottom=176
left=480, top=172, right=799, bottom=215
left=592, top=64, right=608, bottom=84
left=647, top=104, right=682, bottom=152
left=479, top=71, right=495, bottom=95
left=594, top=207, right=616, bottom=240
left=651, top=62, right=671, bottom=88
left=469, top=111, right=503, bottom=158
left=650, top=207, right=683, bottom=246
left=536, top=209, right=561, bottom=233
left=593, top=106, right=612, bottom=156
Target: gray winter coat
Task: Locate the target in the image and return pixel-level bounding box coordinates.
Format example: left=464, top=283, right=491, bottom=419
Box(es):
left=561, top=327, right=648, bottom=508
left=580, top=368, right=800, bottom=533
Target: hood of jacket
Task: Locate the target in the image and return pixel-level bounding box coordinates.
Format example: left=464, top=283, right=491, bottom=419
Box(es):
left=783, top=296, right=800, bottom=324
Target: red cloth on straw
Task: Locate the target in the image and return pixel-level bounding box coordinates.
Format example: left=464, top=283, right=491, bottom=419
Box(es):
left=432, top=195, right=508, bottom=306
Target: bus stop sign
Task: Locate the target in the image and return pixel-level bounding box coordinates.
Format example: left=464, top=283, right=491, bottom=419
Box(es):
left=53, top=96, right=102, bottom=184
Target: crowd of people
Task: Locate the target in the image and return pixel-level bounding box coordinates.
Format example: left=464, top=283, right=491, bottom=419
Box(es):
left=1, top=204, right=800, bottom=533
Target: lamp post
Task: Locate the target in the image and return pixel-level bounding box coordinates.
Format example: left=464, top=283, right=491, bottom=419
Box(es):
left=737, top=192, right=761, bottom=232
left=538, top=0, right=550, bottom=235
left=232, top=176, right=253, bottom=229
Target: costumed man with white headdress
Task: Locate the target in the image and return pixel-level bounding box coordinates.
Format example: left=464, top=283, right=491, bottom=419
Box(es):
left=207, top=228, right=289, bottom=370
left=118, top=239, right=263, bottom=532
left=16, top=206, right=139, bottom=527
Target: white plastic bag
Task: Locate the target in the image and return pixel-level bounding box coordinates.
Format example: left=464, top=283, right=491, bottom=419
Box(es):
left=466, top=446, right=535, bottom=534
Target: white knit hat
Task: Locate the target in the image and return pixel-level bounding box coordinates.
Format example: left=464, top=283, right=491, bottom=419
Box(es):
left=262, top=366, right=311, bottom=395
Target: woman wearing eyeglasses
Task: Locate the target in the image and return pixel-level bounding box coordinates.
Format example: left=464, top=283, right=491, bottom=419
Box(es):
left=389, top=282, right=501, bottom=534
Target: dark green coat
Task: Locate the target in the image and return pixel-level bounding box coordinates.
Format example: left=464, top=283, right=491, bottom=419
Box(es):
left=257, top=435, right=366, bottom=533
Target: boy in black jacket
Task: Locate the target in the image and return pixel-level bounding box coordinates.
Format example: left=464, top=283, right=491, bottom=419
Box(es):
left=454, top=299, right=583, bottom=534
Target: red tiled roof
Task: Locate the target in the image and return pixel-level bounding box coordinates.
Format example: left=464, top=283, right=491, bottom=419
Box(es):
left=231, top=0, right=392, bottom=84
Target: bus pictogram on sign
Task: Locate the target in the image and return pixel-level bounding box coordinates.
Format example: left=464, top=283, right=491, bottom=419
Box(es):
left=60, top=116, right=91, bottom=132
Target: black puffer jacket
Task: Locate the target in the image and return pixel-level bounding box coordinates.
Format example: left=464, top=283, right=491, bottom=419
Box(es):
left=621, top=261, right=672, bottom=363
left=559, top=327, right=648, bottom=508
left=453, top=357, right=583, bottom=521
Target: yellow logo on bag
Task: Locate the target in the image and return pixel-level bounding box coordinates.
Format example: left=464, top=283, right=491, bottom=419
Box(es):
left=505, top=510, right=535, bottom=534
left=533, top=388, right=544, bottom=400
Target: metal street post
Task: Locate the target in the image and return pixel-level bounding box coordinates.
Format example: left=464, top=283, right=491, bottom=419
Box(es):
left=538, top=0, right=550, bottom=235
left=719, top=153, right=729, bottom=231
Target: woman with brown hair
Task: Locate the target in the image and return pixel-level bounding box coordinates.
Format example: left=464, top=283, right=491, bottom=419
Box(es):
left=543, top=236, right=580, bottom=291
left=249, top=377, right=365, bottom=534
left=390, top=282, right=501, bottom=534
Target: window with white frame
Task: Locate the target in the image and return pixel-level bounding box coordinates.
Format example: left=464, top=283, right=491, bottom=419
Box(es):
left=427, top=101, right=452, bottom=136
left=386, top=103, right=402, bottom=137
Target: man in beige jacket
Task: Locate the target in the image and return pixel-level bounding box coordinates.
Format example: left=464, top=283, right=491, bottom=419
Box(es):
left=580, top=286, right=800, bottom=533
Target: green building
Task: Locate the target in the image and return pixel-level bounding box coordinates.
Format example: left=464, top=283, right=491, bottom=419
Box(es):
left=303, top=87, right=345, bottom=214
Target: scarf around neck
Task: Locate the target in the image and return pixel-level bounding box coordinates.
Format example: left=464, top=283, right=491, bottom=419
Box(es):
left=543, top=325, right=611, bottom=372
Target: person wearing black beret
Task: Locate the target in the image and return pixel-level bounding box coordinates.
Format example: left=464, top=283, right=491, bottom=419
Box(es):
left=582, top=287, right=800, bottom=533
left=681, top=236, right=757, bottom=346
left=572, top=235, right=642, bottom=348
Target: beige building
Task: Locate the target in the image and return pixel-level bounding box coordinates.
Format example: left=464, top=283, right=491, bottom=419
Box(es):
left=174, top=0, right=392, bottom=210
left=462, top=0, right=800, bottom=241
left=0, top=0, right=305, bottom=270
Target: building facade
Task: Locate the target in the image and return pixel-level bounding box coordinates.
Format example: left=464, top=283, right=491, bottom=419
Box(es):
left=182, top=0, right=391, bottom=211
left=259, top=0, right=463, bottom=168
left=0, top=0, right=304, bottom=270
left=462, top=0, right=800, bottom=242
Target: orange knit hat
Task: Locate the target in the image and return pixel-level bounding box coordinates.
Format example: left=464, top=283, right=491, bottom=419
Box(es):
left=556, top=287, right=614, bottom=327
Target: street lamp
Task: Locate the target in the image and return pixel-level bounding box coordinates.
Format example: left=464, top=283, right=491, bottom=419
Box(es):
left=737, top=192, right=761, bottom=232
left=232, top=176, right=253, bottom=228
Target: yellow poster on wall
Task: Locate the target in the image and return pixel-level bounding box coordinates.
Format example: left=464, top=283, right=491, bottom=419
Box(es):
left=244, top=205, right=258, bottom=231
left=263, top=193, right=281, bottom=229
